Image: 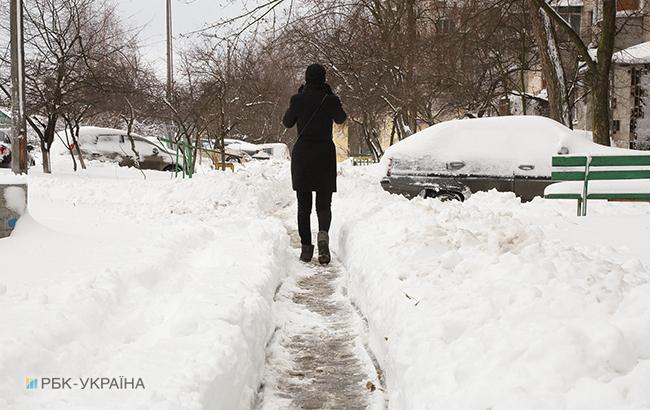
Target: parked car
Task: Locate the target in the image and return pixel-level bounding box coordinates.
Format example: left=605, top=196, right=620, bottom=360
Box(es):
left=199, top=139, right=248, bottom=163
left=74, top=127, right=183, bottom=172
left=253, top=143, right=291, bottom=161
left=222, top=138, right=290, bottom=161
left=380, top=116, right=639, bottom=201
left=0, top=129, right=36, bottom=168
left=223, top=138, right=261, bottom=157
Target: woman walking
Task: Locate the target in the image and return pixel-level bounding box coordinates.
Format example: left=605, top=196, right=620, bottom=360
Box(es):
left=282, top=64, right=347, bottom=265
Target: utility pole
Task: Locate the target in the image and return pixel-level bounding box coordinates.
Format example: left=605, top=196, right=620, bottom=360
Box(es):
left=10, top=0, right=28, bottom=175
left=165, top=0, right=175, bottom=149
left=166, top=0, right=173, bottom=103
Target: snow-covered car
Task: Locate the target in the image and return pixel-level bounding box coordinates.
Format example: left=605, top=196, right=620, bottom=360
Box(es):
left=223, top=138, right=262, bottom=158
left=199, top=139, right=248, bottom=163
left=74, top=126, right=182, bottom=172
left=254, top=143, right=290, bottom=161
left=380, top=115, right=640, bottom=201
left=0, top=129, right=36, bottom=168
left=0, top=131, right=9, bottom=168
left=214, top=139, right=289, bottom=161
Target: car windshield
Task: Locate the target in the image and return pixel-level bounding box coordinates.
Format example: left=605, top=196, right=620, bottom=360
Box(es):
left=0, top=131, right=9, bottom=144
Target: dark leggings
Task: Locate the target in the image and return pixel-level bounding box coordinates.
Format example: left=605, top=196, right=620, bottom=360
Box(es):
left=296, top=191, right=332, bottom=245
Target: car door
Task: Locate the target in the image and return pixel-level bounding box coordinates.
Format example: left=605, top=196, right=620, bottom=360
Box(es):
left=136, top=138, right=167, bottom=170
left=444, top=160, right=514, bottom=197
left=513, top=154, right=555, bottom=201
left=120, top=136, right=163, bottom=170
left=95, top=135, right=124, bottom=160
left=513, top=166, right=552, bottom=201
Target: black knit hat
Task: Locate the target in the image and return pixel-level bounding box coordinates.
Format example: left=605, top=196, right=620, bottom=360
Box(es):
left=305, top=63, right=326, bottom=84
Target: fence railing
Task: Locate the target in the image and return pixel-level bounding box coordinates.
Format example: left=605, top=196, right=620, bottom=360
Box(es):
left=157, top=137, right=236, bottom=178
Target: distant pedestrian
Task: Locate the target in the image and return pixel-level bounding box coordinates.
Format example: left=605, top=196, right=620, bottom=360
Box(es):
left=282, top=63, right=347, bottom=264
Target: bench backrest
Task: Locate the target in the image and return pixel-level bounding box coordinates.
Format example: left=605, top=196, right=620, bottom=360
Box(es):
left=551, top=155, right=650, bottom=181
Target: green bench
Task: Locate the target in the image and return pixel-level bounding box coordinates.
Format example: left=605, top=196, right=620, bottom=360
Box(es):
left=544, top=155, right=650, bottom=216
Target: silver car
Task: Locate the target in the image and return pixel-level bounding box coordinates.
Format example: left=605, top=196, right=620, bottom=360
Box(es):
left=76, top=127, right=183, bottom=172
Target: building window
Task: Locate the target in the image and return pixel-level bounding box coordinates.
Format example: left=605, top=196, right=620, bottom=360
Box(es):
left=617, top=0, right=640, bottom=11
left=556, top=6, right=582, bottom=33
left=612, top=119, right=621, bottom=133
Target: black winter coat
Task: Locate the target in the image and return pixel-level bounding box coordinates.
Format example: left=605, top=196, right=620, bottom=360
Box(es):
left=283, top=83, right=347, bottom=192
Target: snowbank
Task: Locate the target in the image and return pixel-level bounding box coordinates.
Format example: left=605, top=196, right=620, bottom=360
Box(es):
left=4, top=157, right=650, bottom=409
left=0, top=162, right=293, bottom=410
left=0, top=169, right=28, bottom=185
left=332, top=164, right=650, bottom=409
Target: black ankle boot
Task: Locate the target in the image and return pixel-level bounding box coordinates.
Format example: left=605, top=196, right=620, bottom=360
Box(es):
left=300, top=244, right=314, bottom=262
left=317, top=231, right=330, bottom=265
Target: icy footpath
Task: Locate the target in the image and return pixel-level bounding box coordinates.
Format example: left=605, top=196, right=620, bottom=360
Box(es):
left=332, top=165, right=650, bottom=410
left=0, top=162, right=294, bottom=410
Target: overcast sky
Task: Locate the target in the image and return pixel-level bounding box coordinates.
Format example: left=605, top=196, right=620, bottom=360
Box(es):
left=115, top=0, right=247, bottom=76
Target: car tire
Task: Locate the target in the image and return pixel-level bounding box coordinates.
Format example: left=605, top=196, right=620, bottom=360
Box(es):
left=164, top=164, right=183, bottom=173
left=420, top=189, right=465, bottom=202
left=225, top=156, right=241, bottom=164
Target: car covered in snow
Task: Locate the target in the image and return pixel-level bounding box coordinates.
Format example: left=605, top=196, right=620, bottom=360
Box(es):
left=380, top=116, right=639, bottom=201
left=74, top=126, right=183, bottom=172
left=0, top=129, right=36, bottom=168
left=223, top=138, right=260, bottom=157
left=199, top=139, right=250, bottom=163
left=222, top=138, right=290, bottom=161
left=0, top=130, right=10, bottom=168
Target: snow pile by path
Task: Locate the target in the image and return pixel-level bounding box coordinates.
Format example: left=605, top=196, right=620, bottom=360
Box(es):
left=0, top=161, right=293, bottom=410
left=332, top=165, right=650, bottom=410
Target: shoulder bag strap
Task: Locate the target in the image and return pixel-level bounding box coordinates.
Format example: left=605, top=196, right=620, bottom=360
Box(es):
left=298, top=94, right=328, bottom=138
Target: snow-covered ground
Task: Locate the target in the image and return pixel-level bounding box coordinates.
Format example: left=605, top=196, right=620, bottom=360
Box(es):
left=2, top=158, right=650, bottom=409
left=0, top=161, right=294, bottom=410
left=334, top=165, right=650, bottom=410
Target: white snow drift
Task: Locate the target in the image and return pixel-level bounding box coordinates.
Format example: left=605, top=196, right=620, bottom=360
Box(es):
left=332, top=164, right=650, bottom=410
left=0, top=162, right=294, bottom=410
left=2, top=157, right=650, bottom=410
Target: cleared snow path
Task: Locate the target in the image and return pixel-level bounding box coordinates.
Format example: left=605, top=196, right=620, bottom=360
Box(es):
left=255, top=227, right=386, bottom=410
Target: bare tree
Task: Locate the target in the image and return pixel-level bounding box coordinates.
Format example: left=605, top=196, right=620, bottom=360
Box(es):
left=532, top=0, right=617, bottom=145
left=4, top=0, right=146, bottom=172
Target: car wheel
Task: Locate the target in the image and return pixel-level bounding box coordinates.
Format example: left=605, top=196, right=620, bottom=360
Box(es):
left=225, top=156, right=241, bottom=164
left=420, top=189, right=464, bottom=202
left=164, top=164, right=183, bottom=173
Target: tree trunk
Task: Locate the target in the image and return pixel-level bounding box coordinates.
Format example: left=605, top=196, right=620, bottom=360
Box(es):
left=219, top=135, right=226, bottom=171
left=73, top=120, right=86, bottom=170
left=68, top=141, right=77, bottom=172
left=41, top=147, right=51, bottom=174
left=42, top=116, right=57, bottom=174
left=591, top=0, right=616, bottom=146
left=528, top=0, right=570, bottom=126
left=591, top=71, right=611, bottom=145
left=532, top=0, right=616, bottom=145
left=404, top=0, right=418, bottom=132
